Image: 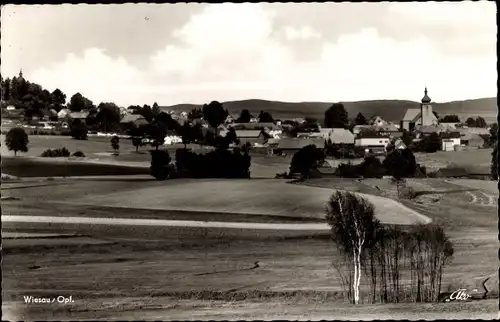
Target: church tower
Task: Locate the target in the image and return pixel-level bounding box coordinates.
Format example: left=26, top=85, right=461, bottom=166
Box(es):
left=420, top=87, right=433, bottom=126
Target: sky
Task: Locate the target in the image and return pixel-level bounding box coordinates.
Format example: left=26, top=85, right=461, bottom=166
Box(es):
left=1, top=2, right=497, bottom=107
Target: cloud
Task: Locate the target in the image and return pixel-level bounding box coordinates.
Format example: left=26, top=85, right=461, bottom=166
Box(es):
left=283, top=26, right=321, bottom=40
left=12, top=2, right=496, bottom=106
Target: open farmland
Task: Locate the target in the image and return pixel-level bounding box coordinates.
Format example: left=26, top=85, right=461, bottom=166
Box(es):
left=59, top=179, right=429, bottom=225
left=414, top=148, right=493, bottom=171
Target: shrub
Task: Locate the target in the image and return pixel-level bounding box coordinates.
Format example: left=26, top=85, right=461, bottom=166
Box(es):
left=289, top=144, right=326, bottom=177
left=72, top=151, right=86, bottom=157
left=41, top=147, right=71, bottom=157
left=175, top=148, right=251, bottom=178
left=399, top=186, right=417, bottom=199
left=359, top=155, right=386, bottom=178
left=150, top=150, right=172, bottom=180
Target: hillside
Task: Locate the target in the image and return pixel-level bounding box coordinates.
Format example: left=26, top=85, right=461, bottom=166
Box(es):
left=161, top=97, right=497, bottom=124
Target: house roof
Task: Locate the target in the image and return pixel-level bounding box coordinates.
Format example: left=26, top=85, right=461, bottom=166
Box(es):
left=440, top=131, right=461, bottom=139
left=235, top=130, right=264, bottom=138
left=277, top=137, right=325, bottom=150
left=376, top=124, right=399, bottom=132
left=416, top=124, right=448, bottom=134
left=120, top=114, right=145, bottom=123
left=461, top=133, right=485, bottom=141
left=69, top=111, right=89, bottom=119
left=232, top=122, right=278, bottom=130
left=456, top=127, right=490, bottom=136
left=356, top=132, right=390, bottom=139
left=329, top=128, right=355, bottom=144
left=402, top=108, right=421, bottom=122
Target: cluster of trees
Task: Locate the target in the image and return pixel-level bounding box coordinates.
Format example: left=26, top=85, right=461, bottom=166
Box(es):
left=326, top=190, right=454, bottom=304
left=439, top=115, right=460, bottom=123
left=150, top=146, right=251, bottom=180
left=233, top=109, right=274, bottom=123
left=1, top=74, right=67, bottom=119
left=412, top=132, right=441, bottom=153
left=465, top=116, right=487, bottom=128
left=288, top=144, right=425, bottom=189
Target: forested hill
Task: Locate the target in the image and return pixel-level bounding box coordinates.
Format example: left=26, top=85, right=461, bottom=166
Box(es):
left=161, top=97, right=497, bottom=123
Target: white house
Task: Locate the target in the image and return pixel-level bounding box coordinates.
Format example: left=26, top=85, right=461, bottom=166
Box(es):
left=440, top=132, right=461, bottom=151
left=355, top=133, right=391, bottom=153
left=401, top=87, right=439, bottom=131
left=6, top=105, right=16, bottom=111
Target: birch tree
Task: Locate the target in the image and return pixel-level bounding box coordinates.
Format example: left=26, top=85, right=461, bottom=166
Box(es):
left=325, top=191, right=379, bottom=304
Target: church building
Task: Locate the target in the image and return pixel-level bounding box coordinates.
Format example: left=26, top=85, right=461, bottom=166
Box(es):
left=401, top=87, right=438, bottom=131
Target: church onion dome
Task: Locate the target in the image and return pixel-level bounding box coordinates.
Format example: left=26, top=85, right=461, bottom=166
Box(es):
left=421, top=87, right=431, bottom=103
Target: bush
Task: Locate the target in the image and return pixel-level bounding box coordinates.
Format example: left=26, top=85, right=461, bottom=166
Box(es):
left=175, top=148, right=251, bottom=178
left=399, top=186, right=417, bottom=199
left=335, top=162, right=361, bottom=178
left=289, top=144, right=325, bottom=177
left=150, top=150, right=172, bottom=180
left=358, top=155, right=386, bottom=178
left=41, top=147, right=71, bottom=157
left=72, top=151, right=86, bottom=157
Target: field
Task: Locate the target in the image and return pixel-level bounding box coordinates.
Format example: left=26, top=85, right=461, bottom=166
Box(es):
left=414, top=149, right=493, bottom=171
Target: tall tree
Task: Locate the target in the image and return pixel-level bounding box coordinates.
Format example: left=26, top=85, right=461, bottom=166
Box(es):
left=465, top=117, right=476, bottom=127
left=2, top=78, right=11, bottom=101
left=475, top=116, right=487, bottom=128
left=68, top=93, right=87, bottom=112
left=5, top=127, right=29, bottom=156
left=489, top=123, right=498, bottom=146
left=50, top=88, right=66, bottom=110
left=188, top=107, right=204, bottom=120
left=491, top=141, right=498, bottom=180
left=96, top=102, right=121, bottom=133
left=139, top=105, right=154, bottom=122
left=238, top=109, right=252, bottom=123
left=325, top=191, right=379, bottom=305
left=258, top=110, right=274, bottom=123
left=111, top=135, right=120, bottom=156
left=179, top=123, right=194, bottom=149
left=152, top=102, right=162, bottom=118
left=355, top=112, right=367, bottom=125
left=202, top=101, right=228, bottom=130
left=325, top=103, right=349, bottom=129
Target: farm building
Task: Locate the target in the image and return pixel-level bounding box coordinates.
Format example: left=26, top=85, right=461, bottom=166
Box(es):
left=456, top=127, right=490, bottom=137
left=439, top=122, right=459, bottom=129
left=460, top=133, right=485, bottom=148
left=440, top=131, right=461, bottom=151
left=328, top=128, right=356, bottom=145
left=68, top=111, right=89, bottom=121
left=273, top=137, right=326, bottom=155
left=376, top=124, right=402, bottom=138
left=401, top=87, right=438, bottom=131
left=352, top=125, right=374, bottom=135
left=354, top=132, right=391, bottom=153
left=236, top=130, right=270, bottom=146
